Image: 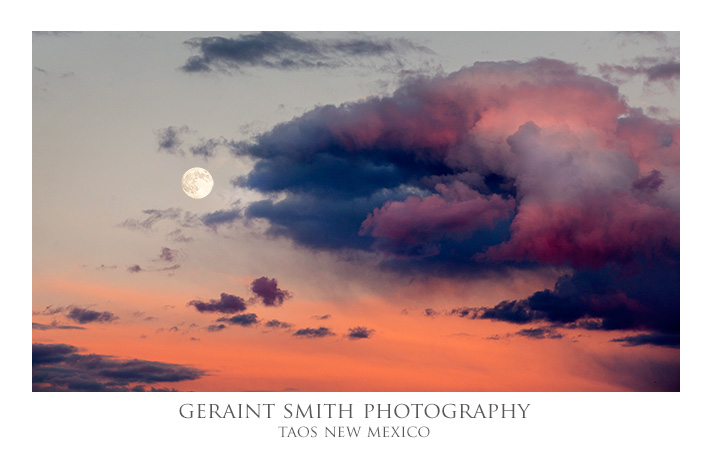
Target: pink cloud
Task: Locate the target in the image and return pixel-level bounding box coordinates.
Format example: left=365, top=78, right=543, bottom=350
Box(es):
left=484, top=194, right=679, bottom=268
left=240, top=58, right=679, bottom=269
left=360, top=182, right=514, bottom=257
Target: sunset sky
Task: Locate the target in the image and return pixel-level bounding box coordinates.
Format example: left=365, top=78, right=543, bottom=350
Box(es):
left=32, top=31, right=680, bottom=392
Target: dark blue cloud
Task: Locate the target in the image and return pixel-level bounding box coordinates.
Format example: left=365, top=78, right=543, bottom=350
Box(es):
left=201, top=207, right=242, bottom=229
left=188, top=293, right=247, bottom=314
left=217, top=313, right=259, bottom=327
left=206, top=324, right=227, bottom=332
left=66, top=307, right=118, bottom=324
left=292, top=327, right=335, bottom=338
left=265, top=319, right=292, bottom=329
left=32, top=306, right=117, bottom=325
left=32, top=343, right=205, bottom=391
left=245, top=189, right=421, bottom=252
left=515, top=327, right=563, bottom=340
left=611, top=333, right=680, bottom=348
left=462, top=259, right=680, bottom=335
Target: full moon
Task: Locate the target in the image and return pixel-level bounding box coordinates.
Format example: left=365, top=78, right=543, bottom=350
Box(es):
left=182, top=167, right=214, bottom=199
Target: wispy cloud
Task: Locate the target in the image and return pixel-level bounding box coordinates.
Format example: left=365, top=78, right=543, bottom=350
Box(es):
left=127, top=264, right=181, bottom=274
left=599, top=56, right=679, bottom=85
left=180, top=32, right=431, bottom=74
left=155, top=125, right=189, bottom=156
left=292, top=327, right=335, bottom=338
left=119, top=208, right=200, bottom=231
left=611, top=333, right=679, bottom=348
left=32, top=321, right=86, bottom=331
left=346, top=326, right=374, bottom=340
left=265, top=319, right=293, bottom=329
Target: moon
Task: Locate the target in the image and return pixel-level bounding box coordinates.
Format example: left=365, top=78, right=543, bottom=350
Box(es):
left=182, top=167, right=214, bottom=199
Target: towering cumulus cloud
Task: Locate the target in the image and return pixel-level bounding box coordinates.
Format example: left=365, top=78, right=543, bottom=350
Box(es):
left=235, top=59, right=679, bottom=338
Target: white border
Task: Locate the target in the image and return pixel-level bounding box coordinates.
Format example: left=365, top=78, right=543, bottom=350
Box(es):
left=11, top=2, right=704, bottom=447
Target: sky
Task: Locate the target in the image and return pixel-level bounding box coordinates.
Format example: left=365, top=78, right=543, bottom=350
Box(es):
left=32, top=31, right=680, bottom=392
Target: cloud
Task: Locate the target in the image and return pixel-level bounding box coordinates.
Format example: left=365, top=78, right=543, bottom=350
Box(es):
left=122, top=206, right=242, bottom=234
left=157, top=264, right=181, bottom=272
left=119, top=208, right=200, bottom=231
left=217, top=313, right=260, bottom=327
left=95, top=264, right=117, bottom=270
left=133, top=311, right=157, bottom=321
left=250, top=277, right=291, bottom=307
left=155, top=125, right=240, bottom=160
left=65, top=307, right=118, bottom=324
left=265, top=319, right=293, bottom=329
left=632, top=169, right=664, bottom=192
left=32, top=321, right=86, bottom=331
left=156, top=126, right=189, bottom=155
left=127, top=263, right=180, bottom=274
left=190, top=138, right=224, bottom=159
left=188, top=293, right=247, bottom=313
left=423, top=308, right=439, bottom=318
left=460, top=260, right=679, bottom=335
left=33, top=305, right=66, bottom=316
left=127, top=265, right=143, bottom=273
left=180, top=32, right=429, bottom=74
left=233, top=59, right=678, bottom=271
left=346, top=326, right=374, bottom=340
left=201, top=207, right=243, bottom=230
left=292, top=327, right=335, bottom=338
left=598, top=57, right=679, bottom=84
left=206, top=324, right=227, bottom=332
left=32, top=343, right=205, bottom=391
left=312, top=314, right=331, bottom=320
left=214, top=58, right=678, bottom=338
left=33, top=305, right=117, bottom=325
left=167, top=228, right=193, bottom=243
left=514, top=326, right=563, bottom=340
left=156, top=247, right=178, bottom=262
left=360, top=182, right=514, bottom=257
left=611, top=333, right=679, bottom=348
